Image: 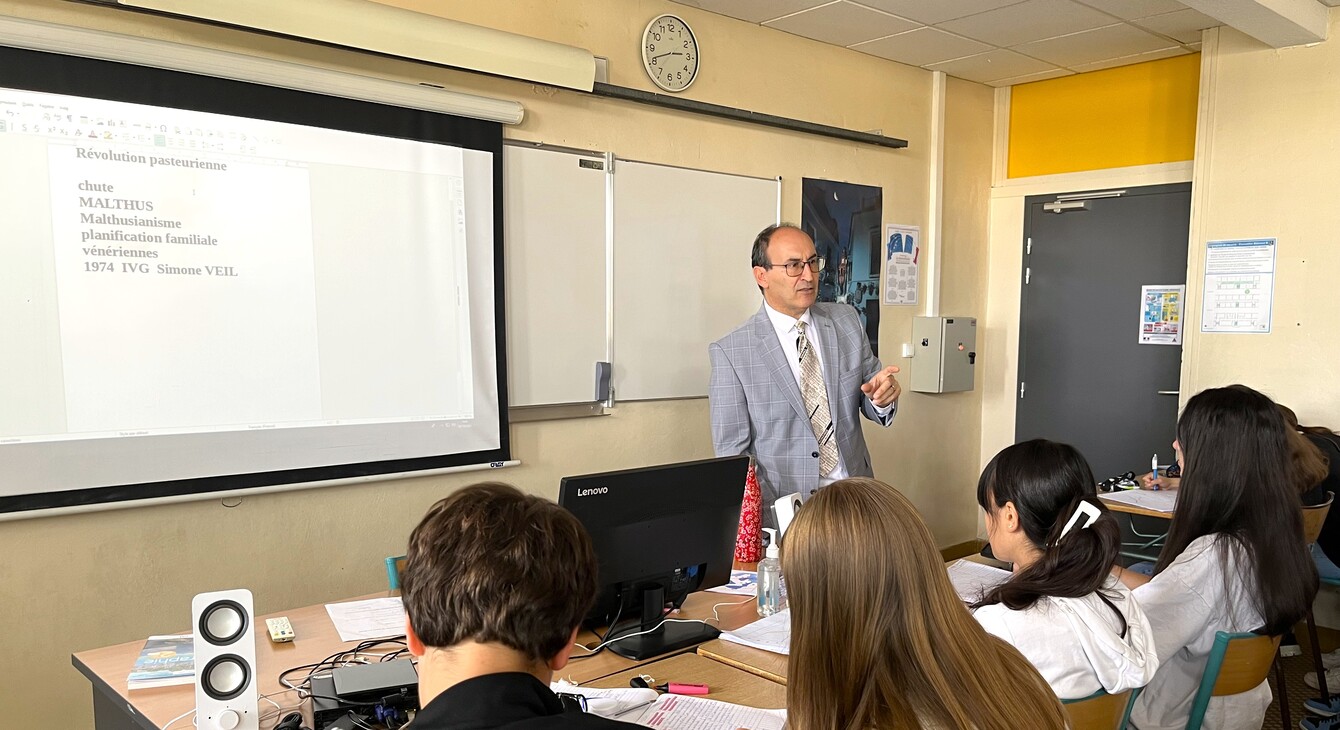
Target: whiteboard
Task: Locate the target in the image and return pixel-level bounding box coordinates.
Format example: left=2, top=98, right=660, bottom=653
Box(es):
left=503, top=144, right=608, bottom=406
left=613, top=160, right=779, bottom=400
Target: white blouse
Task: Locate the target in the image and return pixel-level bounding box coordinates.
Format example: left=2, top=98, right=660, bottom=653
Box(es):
left=973, top=576, right=1158, bottom=700
left=1128, top=534, right=1270, bottom=730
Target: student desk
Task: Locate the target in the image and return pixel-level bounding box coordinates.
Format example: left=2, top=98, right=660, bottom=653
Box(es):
left=1099, top=493, right=1175, bottom=520
left=696, top=639, right=788, bottom=685
left=584, top=652, right=786, bottom=708
left=72, top=590, right=765, bottom=730
left=1100, top=492, right=1173, bottom=562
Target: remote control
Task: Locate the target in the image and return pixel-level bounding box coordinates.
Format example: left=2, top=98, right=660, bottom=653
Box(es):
left=266, top=616, right=295, bottom=643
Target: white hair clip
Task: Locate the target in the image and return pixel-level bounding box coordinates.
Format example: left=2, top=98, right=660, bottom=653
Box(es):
left=1058, top=499, right=1102, bottom=541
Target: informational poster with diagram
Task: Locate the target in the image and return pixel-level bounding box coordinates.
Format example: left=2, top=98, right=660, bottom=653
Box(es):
left=1201, top=239, right=1276, bottom=334
left=883, top=224, right=919, bottom=306
left=1139, top=285, right=1184, bottom=345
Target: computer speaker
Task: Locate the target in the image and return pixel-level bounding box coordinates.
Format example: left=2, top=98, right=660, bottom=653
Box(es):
left=192, top=589, right=259, bottom=730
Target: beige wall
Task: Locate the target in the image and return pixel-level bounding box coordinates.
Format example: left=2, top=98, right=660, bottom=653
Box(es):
left=0, top=1, right=994, bottom=726
left=1181, top=16, right=1340, bottom=419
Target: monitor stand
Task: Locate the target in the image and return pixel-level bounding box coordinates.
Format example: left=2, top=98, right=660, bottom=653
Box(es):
left=607, top=584, right=721, bottom=661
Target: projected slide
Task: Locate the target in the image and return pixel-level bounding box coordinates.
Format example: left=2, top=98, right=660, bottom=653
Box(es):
left=0, top=51, right=503, bottom=508
left=3, top=88, right=476, bottom=443
left=48, top=147, right=323, bottom=435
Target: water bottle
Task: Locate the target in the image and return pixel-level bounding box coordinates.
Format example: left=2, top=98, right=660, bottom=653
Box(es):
left=757, top=527, right=783, bottom=617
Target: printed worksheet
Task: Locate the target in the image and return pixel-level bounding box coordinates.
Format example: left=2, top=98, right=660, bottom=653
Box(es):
left=720, top=608, right=790, bottom=655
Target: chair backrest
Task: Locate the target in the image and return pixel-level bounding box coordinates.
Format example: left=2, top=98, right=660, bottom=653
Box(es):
left=1062, top=688, right=1135, bottom=730
left=1185, top=632, right=1281, bottom=730
left=1302, top=492, right=1334, bottom=544
left=385, top=555, right=406, bottom=592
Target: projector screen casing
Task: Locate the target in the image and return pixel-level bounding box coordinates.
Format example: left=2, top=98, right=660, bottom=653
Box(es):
left=0, top=45, right=510, bottom=515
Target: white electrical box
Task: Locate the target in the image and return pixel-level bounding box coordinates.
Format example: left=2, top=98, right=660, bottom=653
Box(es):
left=911, top=316, right=977, bottom=393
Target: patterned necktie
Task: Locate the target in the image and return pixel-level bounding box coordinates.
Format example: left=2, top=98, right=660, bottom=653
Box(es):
left=795, top=321, right=838, bottom=476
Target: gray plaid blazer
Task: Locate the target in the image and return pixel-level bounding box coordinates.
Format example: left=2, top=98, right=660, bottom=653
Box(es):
left=709, top=302, right=893, bottom=526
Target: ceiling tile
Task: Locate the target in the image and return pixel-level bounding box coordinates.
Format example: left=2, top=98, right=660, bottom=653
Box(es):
left=1069, top=45, right=1189, bottom=72
left=990, top=68, right=1076, bottom=86
left=850, top=27, right=994, bottom=67
left=850, top=0, right=1026, bottom=25
left=1072, top=0, right=1186, bottom=20
left=1132, top=8, right=1221, bottom=44
left=669, top=0, right=828, bottom=24
left=925, top=48, right=1059, bottom=83
left=939, top=0, right=1116, bottom=47
left=764, top=1, right=920, bottom=47
left=1014, top=23, right=1175, bottom=67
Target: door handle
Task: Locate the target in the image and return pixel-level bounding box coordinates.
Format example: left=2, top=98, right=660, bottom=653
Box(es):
left=1157, top=390, right=1180, bottom=395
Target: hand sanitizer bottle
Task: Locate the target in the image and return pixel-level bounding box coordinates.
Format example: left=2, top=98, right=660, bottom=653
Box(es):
left=757, top=527, right=783, bottom=617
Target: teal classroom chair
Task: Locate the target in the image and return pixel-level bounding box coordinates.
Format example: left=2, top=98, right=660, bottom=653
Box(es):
left=385, top=555, right=406, bottom=592
left=1062, top=687, right=1140, bottom=730
left=1186, top=631, right=1284, bottom=730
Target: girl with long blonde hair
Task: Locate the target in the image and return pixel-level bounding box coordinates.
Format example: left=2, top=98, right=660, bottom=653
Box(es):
left=783, top=477, right=1067, bottom=730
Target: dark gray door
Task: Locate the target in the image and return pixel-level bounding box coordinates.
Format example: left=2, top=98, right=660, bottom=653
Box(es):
left=1016, top=183, right=1191, bottom=481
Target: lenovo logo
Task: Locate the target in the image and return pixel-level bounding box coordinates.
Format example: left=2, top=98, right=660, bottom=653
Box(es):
left=577, top=486, right=609, bottom=497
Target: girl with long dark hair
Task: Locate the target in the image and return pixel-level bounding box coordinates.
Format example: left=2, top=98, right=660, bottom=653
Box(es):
left=972, top=439, right=1158, bottom=699
left=1117, top=385, right=1319, bottom=730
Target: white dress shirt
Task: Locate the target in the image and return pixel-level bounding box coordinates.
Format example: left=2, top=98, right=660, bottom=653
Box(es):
left=763, top=301, right=893, bottom=486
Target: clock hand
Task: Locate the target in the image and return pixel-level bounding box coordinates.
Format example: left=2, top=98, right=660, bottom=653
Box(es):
left=651, top=52, right=685, bottom=60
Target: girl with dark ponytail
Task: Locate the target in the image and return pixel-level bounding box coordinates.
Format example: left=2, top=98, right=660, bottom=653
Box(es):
left=971, top=439, right=1158, bottom=700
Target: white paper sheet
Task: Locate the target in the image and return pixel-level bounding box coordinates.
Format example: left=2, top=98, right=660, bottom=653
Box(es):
left=945, top=559, right=1011, bottom=603
left=324, top=596, right=407, bottom=642
left=1100, top=489, right=1178, bottom=513
left=720, top=608, right=790, bottom=655
left=550, top=681, right=659, bottom=719
left=705, top=570, right=758, bottom=597
left=625, top=693, right=787, bottom=730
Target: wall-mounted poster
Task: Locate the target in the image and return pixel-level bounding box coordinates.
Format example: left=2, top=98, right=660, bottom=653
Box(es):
left=883, top=224, right=919, bottom=307
left=1139, top=284, right=1184, bottom=345
left=1201, top=238, right=1275, bottom=334
left=801, top=178, right=882, bottom=355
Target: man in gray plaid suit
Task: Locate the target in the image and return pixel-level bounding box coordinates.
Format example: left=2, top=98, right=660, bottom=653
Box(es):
left=709, top=224, right=900, bottom=529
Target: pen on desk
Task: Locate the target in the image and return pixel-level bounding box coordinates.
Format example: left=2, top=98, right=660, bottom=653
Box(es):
left=1151, top=454, right=1160, bottom=491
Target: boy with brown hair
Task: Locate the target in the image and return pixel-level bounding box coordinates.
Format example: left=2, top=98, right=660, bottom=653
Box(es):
left=401, top=482, right=635, bottom=729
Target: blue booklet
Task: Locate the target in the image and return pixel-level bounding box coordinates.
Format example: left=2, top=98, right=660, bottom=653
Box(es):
left=127, top=635, right=194, bottom=690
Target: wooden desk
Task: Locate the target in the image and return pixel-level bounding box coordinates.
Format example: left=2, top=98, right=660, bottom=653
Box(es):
left=1099, top=493, right=1175, bottom=520
left=696, top=639, right=788, bottom=685
left=563, top=590, right=761, bottom=684
left=73, top=589, right=764, bottom=729
left=585, top=653, right=786, bottom=709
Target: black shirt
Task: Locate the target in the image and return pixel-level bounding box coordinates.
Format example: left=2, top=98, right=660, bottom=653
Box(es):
left=411, top=672, right=639, bottom=730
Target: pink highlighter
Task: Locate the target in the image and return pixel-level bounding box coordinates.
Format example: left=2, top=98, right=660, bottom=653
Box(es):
left=660, top=682, right=709, bottom=695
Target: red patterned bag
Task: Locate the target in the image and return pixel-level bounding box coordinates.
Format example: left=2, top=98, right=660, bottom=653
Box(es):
left=734, top=462, right=762, bottom=562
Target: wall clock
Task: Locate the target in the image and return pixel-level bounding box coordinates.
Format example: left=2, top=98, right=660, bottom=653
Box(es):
left=642, top=14, right=699, bottom=92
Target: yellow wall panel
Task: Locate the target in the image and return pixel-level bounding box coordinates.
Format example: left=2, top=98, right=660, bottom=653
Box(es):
left=1008, top=54, right=1199, bottom=178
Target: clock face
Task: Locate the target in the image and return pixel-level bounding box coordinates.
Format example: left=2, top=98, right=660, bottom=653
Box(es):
left=642, top=15, right=699, bottom=92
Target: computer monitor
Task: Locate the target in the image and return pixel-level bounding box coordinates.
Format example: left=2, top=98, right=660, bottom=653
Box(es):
left=558, top=455, right=749, bottom=660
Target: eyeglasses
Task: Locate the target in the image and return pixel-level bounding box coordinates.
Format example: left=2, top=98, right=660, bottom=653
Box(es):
left=766, top=256, right=825, bottom=277
left=557, top=693, right=589, bottom=713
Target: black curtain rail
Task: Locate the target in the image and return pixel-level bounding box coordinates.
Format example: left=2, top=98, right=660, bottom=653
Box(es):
left=590, top=82, right=909, bottom=149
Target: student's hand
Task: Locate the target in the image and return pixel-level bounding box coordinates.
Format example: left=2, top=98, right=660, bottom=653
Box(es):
left=1139, top=472, right=1180, bottom=491
left=862, top=366, right=901, bottom=407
